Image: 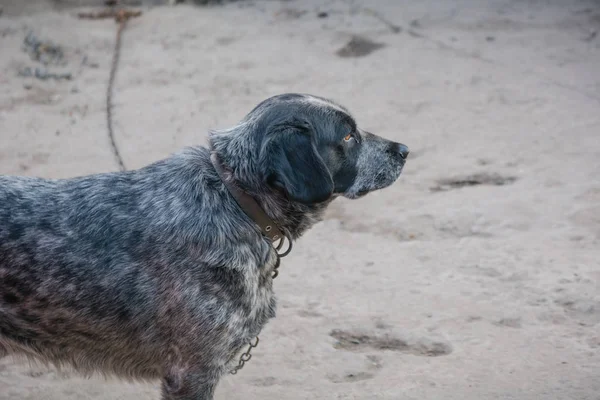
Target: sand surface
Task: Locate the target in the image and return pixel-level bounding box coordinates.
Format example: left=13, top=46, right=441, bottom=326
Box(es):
left=1, top=0, right=600, bottom=399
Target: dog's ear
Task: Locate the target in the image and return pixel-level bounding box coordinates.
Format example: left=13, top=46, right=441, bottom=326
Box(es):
left=261, top=121, right=333, bottom=204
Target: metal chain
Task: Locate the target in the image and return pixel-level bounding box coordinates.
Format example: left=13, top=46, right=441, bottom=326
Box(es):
left=229, top=238, right=292, bottom=375
left=79, top=6, right=141, bottom=172
left=106, top=13, right=128, bottom=172
left=229, top=336, right=259, bottom=375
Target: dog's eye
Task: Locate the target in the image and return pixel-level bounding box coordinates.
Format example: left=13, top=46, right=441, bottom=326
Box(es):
left=343, top=133, right=353, bottom=142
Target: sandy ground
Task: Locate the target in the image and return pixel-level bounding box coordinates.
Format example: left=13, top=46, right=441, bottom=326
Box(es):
left=1, top=0, right=600, bottom=399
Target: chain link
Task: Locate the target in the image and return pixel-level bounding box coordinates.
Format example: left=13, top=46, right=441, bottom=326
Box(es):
left=229, top=336, right=259, bottom=375
left=106, top=16, right=127, bottom=172
left=229, top=237, right=292, bottom=375
left=78, top=6, right=141, bottom=172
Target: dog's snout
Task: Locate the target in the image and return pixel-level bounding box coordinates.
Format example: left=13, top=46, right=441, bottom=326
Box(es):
left=396, top=143, right=409, bottom=159
left=386, top=143, right=409, bottom=160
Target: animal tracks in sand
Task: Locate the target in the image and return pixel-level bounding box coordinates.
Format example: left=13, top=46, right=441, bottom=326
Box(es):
left=327, top=211, right=493, bottom=242
left=554, top=297, right=600, bottom=326
left=296, top=301, right=324, bottom=319
left=569, top=187, right=600, bottom=238
left=325, top=170, right=521, bottom=241
left=250, top=376, right=278, bottom=387
left=326, top=329, right=451, bottom=383
left=569, top=205, right=600, bottom=238
left=327, top=371, right=375, bottom=383
left=326, top=354, right=384, bottom=383
left=492, top=317, right=523, bottom=328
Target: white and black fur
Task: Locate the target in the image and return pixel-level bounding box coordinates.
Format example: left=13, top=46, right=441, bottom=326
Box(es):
left=0, top=93, right=409, bottom=399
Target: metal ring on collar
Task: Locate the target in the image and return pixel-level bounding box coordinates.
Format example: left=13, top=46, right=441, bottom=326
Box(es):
left=274, top=236, right=293, bottom=258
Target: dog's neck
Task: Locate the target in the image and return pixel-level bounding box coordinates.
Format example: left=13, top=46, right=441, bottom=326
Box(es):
left=208, top=133, right=331, bottom=241
left=210, top=151, right=286, bottom=243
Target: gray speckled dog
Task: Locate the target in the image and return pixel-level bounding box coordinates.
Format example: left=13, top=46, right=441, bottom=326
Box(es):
left=0, top=93, right=408, bottom=399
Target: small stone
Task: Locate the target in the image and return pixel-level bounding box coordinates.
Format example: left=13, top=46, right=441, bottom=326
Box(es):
left=410, top=19, right=421, bottom=28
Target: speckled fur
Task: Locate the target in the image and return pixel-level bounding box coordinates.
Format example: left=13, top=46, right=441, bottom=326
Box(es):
left=0, top=93, right=408, bottom=399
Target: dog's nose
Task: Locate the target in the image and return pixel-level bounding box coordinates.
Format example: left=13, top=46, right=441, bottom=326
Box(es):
left=396, top=143, right=409, bottom=159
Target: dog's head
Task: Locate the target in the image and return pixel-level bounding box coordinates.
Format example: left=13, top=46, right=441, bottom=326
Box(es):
left=242, top=93, right=408, bottom=204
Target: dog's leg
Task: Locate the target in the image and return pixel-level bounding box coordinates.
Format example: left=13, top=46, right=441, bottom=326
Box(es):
left=161, top=369, right=219, bottom=400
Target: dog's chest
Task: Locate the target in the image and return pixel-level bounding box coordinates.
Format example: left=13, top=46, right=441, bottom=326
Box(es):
left=227, top=250, right=278, bottom=339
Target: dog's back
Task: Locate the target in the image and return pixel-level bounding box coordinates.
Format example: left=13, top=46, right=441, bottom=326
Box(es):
left=0, top=161, right=176, bottom=378
left=0, top=147, right=275, bottom=381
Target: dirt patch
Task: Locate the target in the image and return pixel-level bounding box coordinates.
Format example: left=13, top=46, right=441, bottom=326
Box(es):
left=330, top=329, right=452, bottom=357
left=336, top=35, right=386, bottom=58
left=493, top=317, right=523, bottom=328
left=431, top=173, right=517, bottom=192
left=327, top=371, right=374, bottom=383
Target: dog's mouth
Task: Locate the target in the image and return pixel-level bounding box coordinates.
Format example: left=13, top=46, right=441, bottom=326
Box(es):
left=356, top=189, right=369, bottom=197
left=343, top=162, right=405, bottom=200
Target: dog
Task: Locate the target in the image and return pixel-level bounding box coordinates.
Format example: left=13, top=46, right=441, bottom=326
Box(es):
left=0, top=93, right=408, bottom=399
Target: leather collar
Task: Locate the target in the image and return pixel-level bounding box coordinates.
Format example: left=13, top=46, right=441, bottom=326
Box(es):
left=210, top=151, right=285, bottom=243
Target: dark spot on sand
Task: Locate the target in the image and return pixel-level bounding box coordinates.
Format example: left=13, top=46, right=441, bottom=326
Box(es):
left=336, top=36, right=386, bottom=58
left=330, top=329, right=452, bottom=356
left=431, top=173, right=517, bottom=192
